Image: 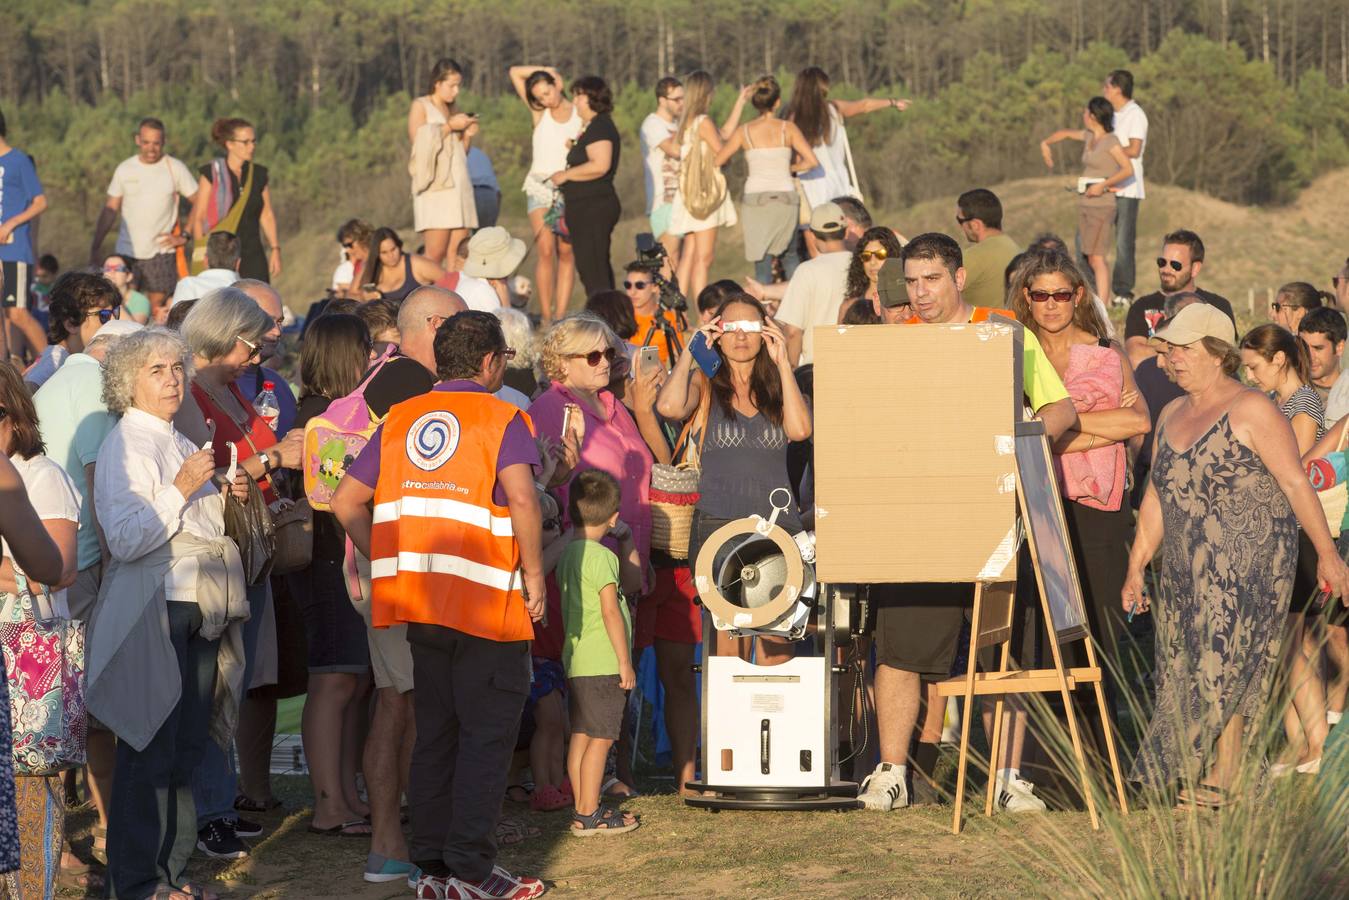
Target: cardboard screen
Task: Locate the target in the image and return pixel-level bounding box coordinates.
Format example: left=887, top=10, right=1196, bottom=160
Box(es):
left=1015, top=430, right=1090, bottom=642
left=812, top=322, right=1020, bottom=583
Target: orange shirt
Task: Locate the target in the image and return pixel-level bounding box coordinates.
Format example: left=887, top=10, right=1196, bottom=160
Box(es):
left=632, top=308, right=682, bottom=366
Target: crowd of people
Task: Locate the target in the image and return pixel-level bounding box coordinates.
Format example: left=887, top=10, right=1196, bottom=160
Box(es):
left=0, top=57, right=1345, bottom=900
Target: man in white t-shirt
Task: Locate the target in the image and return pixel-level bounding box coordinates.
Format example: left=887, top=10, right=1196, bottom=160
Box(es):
left=775, top=203, right=854, bottom=367
left=89, top=117, right=199, bottom=320
left=1103, top=69, right=1148, bottom=308
left=639, top=77, right=686, bottom=267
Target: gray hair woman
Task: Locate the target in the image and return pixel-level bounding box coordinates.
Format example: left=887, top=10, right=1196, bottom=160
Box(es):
left=90, top=328, right=247, bottom=900
left=492, top=307, right=540, bottom=398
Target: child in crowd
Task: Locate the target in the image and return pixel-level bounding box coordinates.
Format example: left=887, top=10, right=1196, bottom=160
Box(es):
left=559, top=469, right=642, bottom=835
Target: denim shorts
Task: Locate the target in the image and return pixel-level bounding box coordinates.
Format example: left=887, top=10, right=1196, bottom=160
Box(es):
left=290, top=557, right=371, bottom=674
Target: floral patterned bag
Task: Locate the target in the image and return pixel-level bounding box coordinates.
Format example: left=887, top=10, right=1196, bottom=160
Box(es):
left=0, top=571, right=86, bottom=775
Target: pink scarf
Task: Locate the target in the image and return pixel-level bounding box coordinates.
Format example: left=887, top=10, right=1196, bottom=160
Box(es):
left=1055, top=343, right=1126, bottom=511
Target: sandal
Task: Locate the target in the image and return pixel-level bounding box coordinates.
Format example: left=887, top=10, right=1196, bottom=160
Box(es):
left=179, top=882, right=222, bottom=900
left=1177, top=785, right=1233, bottom=810
left=307, top=818, right=373, bottom=837
left=570, top=806, right=639, bottom=837
left=151, top=887, right=195, bottom=900
left=601, top=777, right=640, bottom=799
left=234, top=793, right=283, bottom=813
left=91, top=823, right=108, bottom=865
left=505, top=783, right=533, bottom=804
left=57, top=861, right=107, bottom=894
left=530, top=784, right=570, bottom=812
left=495, top=817, right=541, bottom=846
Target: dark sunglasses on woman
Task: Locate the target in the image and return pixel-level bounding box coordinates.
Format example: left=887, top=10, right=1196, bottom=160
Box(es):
left=1027, top=289, right=1075, bottom=304
left=569, top=347, right=618, bottom=367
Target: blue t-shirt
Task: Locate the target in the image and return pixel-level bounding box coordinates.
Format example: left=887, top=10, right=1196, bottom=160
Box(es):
left=466, top=146, right=499, bottom=192
left=0, top=149, right=43, bottom=264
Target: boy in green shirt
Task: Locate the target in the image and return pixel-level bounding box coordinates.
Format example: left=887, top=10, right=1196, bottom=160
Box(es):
left=559, top=469, right=643, bottom=835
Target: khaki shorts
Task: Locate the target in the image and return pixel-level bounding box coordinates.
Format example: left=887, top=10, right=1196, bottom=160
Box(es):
left=349, top=547, right=415, bottom=694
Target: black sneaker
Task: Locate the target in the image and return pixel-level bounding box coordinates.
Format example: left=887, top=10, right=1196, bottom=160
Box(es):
left=196, top=818, right=249, bottom=859
left=233, top=816, right=263, bottom=838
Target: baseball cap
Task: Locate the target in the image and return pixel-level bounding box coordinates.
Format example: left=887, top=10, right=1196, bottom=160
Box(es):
left=808, top=202, right=846, bottom=235
left=1149, top=302, right=1236, bottom=348
left=92, top=319, right=145, bottom=341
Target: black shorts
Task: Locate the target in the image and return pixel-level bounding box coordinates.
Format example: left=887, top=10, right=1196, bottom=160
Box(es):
left=872, top=583, right=973, bottom=677
left=0, top=260, right=31, bottom=307
left=131, top=251, right=179, bottom=296
left=567, top=675, right=627, bottom=740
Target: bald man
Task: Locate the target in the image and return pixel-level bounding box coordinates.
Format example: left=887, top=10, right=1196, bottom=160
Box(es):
left=234, top=277, right=297, bottom=436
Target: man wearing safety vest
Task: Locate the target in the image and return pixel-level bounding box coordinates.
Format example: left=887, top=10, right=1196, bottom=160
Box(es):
left=334, top=310, right=547, bottom=900
left=857, top=233, right=1080, bottom=818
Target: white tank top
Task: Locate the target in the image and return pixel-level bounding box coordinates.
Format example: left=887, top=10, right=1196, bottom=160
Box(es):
left=742, top=121, right=794, bottom=194
left=530, top=104, right=583, bottom=178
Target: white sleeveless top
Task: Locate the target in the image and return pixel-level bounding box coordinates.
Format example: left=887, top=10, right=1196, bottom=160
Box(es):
left=530, top=105, right=583, bottom=178
left=799, top=104, right=860, bottom=208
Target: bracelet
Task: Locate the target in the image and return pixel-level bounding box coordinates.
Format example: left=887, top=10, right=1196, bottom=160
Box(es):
left=1087, top=435, right=1096, bottom=451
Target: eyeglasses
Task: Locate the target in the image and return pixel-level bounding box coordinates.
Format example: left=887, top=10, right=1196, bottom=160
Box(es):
left=568, top=347, right=618, bottom=367
left=495, top=347, right=517, bottom=360
left=1027, top=289, right=1076, bottom=304
left=237, top=335, right=262, bottom=362
left=102, top=264, right=129, bottom=274
left=1270, top=302, right=1304, bottom=313
left=87, top=305, right=122, bottom=324
left=1156, top=258, right=1184, bottom=272
left=623, top=279, right=650, bottom=290
left=858, top=250, right=889, bottom=263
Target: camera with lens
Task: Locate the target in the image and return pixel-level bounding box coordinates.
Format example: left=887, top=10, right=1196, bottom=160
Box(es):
left=633, top=233, right=688, bottom=314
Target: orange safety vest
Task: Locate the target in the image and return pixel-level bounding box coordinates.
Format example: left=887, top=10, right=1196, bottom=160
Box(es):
left=369, top=390, right=536, bottom=643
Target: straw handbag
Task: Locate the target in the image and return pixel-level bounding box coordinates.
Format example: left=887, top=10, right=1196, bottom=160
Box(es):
left=650, top=391, right=711, bottom=559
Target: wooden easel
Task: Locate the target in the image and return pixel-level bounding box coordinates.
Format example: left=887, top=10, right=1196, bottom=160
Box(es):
left=936, top=424, right=1129, bottom=835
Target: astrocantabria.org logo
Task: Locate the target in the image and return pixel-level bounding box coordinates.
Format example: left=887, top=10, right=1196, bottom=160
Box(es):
left=405, top=410, right=461, bottom=471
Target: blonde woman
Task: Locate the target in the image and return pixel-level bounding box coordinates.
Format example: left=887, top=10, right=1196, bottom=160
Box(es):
left=407, top=58, right=478, bottom=269
left=665, top=72, right=751, bottom=301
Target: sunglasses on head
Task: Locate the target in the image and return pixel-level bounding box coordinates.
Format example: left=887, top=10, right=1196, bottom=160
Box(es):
left=1027, top=289, right=1075, bottom=304
left=1156, top=257, right=1184, bottom=272
left=858, top=249, right=888, bottom=263
left=569, top=347, right=618, bottom=367
left=623, top=279, right=649, bottom=290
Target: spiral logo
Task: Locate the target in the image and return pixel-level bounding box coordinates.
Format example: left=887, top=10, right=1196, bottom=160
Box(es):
left=405, top=411, right=461, bottom=472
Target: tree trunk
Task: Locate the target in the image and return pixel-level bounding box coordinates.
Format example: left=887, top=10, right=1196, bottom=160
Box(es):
left=1219, top=0, right=1229, bottom=45
left=1263, top=1, right=1271, bottom=63
left=228, top=24, right=239, bottom=101
left=98, top=26, right=109, bottom=95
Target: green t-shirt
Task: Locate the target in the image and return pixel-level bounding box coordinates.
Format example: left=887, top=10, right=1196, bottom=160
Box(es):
left=1020, top=327, right=1071, bottom=411
left=962, top=233, right=1020, bottom=309
left=560, top=539, right=632, bottom=677
left=124, top=290, right=152, bottom=322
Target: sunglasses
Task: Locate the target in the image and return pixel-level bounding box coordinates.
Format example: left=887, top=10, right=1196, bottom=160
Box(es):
left=237, top=335, right=262, bottom=362
left=569, top=347, right=618, bottom=367
left=341, top=241, right=355, bottom=250
left=1156, top=258, right=1184, bottom=271
left=1270, top=302, right=1304, bottom=313
left=955, top=215, right=973, bottom=224
left=623, top=280, right=650, bottom=290
left=102, top=264, right=129, bottom=274
left=87, top=305, right=122, bottom=324
left=496, top=347, right=517, bottom=360
left=1027, top=289, right=1076, bottom=304
left=858, top=250, right=889, bottom=263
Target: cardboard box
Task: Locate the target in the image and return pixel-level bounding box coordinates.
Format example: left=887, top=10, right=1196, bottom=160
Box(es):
left=812, top=320, right=1022, bottom=583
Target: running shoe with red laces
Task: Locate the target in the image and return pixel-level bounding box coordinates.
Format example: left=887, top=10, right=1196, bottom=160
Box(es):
left=452, top=866, right=546, bottom=899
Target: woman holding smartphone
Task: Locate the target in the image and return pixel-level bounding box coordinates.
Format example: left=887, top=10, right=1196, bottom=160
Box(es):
left=655, top=293, right=812, bottom=663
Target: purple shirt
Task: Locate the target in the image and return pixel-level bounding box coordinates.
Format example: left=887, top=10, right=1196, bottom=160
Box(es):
left=347, top=380, right=539, bottom=505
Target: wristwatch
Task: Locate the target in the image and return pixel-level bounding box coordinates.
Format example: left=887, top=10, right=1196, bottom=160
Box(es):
left=256, top=451, right=273, bottom=474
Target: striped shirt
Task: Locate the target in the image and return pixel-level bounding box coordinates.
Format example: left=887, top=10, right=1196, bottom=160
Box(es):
left=1279, top=384, right=1326, bottom=441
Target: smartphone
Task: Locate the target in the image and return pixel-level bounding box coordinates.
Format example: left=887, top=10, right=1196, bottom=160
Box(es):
left=689, top=331, right=722, bottom=379
left=561, top=402, right=584, bottom=447
left=361, top=283, right=377, bottom=292
left=636, top=345, right=662, bottom=375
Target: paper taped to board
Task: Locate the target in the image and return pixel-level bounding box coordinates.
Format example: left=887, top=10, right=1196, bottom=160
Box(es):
left=994, top=435, right=1014, bottom=455
left=978, top=526, right=1018, bottom=580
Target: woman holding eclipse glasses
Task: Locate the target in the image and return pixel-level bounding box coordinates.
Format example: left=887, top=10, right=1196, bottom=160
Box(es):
left=656, top=292, right=812, bottom=663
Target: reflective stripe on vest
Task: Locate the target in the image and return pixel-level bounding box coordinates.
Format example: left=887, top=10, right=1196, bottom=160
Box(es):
left=369, top=390, right=535, bottom=642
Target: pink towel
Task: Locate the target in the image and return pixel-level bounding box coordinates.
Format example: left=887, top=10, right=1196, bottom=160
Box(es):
left=1055, top=344, right=1126, bottom=511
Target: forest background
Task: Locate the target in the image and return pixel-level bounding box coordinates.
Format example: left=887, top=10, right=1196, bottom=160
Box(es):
left=4, top=0, right=1349, bottom=305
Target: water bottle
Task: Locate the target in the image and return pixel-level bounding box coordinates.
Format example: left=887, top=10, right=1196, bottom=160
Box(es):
left=253, top=380, right=280, bottom=432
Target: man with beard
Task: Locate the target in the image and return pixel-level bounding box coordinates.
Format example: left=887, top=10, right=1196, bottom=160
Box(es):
left=1122, top=230, right=1234, bottom=366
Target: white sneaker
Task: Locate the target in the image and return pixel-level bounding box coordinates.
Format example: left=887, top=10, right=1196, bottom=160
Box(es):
left=1111, top=294, right=1132, bottom=308
left=857, top=762, right=909, bottom=810
left=994, top=774, right=1047, bottom=813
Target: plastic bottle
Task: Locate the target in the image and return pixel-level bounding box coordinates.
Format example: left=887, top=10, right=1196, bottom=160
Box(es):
left=253, top=380, right=280, bottom=431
